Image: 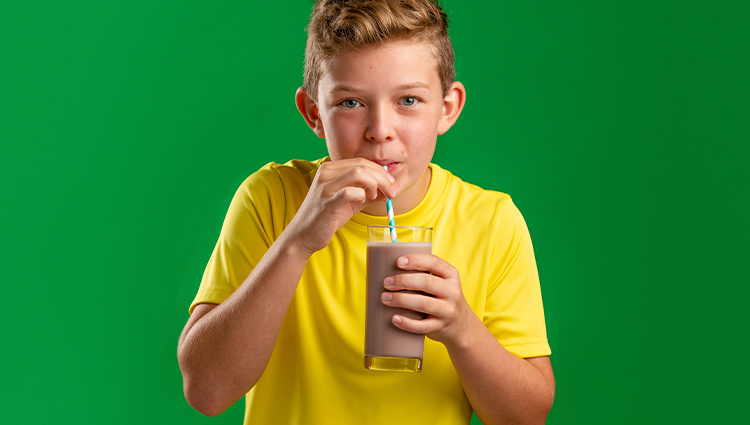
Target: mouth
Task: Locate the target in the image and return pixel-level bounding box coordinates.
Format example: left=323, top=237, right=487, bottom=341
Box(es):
left=372, top=159, right=400, bottom=173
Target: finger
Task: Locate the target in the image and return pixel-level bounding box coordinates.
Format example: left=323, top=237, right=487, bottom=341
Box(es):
left=391, top=314, right=438, bottom=335
left=381, top=290, right=443, bottom=316
left=329, top=186, right=368, bottom=207
left=320, top=168, right=378, bottom=201
left=318, top=159, right=397, bottom=198
left=323, top=164, right=396, bottom=200
left=395, top=254, right=458, bottom=279
left=386, top=270, right=460, bottom=300
left=322, top=157, right=393, bottom=177
left=318, top=157, right=391, bottom=180
left=384, top=272, right=436, bottom=294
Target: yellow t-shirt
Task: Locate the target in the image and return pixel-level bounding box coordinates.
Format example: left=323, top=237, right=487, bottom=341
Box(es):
left=191, top=158, right=550, bottom=425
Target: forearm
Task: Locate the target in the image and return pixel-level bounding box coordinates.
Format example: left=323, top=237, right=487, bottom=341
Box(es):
left=445, top=317, right=555, bottom=425
left=178, top=159, right=399, bottom=415
left=177, top=230, right=310, bottom=415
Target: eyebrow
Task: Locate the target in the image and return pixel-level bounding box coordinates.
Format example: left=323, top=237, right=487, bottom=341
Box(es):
left=330, top=82, right=431, bottom=93
left=394, top=82, right=431, bottom=91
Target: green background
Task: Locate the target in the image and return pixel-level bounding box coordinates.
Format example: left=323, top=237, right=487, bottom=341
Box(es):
left=2, top=0, right=747, bottom=423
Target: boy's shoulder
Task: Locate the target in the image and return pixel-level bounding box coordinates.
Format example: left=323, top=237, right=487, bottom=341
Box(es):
left=230, top=158, right=330, bottom=222
left=435, top=163, right=513, bottom=206
left=434, top=164, right=529, bottom=232
left=257, top=157, right=328, bottom=178
left=243, top=158, right=328, bottom=187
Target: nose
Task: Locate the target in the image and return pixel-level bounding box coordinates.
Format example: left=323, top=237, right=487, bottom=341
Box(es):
left=365, top=105, right=394, bottom=143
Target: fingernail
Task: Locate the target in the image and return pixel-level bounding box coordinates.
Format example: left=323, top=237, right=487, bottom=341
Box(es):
left=381, top=292, right=393, bottom=302
left=397, top=257, right=408, bottom=266
left=384, top=277, right=394, bottom=287
left=387, top=173, right=396, bottom=183
left=392, top=315, right=402, bottom=325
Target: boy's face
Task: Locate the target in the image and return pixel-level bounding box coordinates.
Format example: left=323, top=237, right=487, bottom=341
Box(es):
left=298, top=38, right=464, bottom=214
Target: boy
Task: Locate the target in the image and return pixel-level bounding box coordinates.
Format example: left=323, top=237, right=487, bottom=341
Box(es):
left=178, top=1, right=555, bottom=424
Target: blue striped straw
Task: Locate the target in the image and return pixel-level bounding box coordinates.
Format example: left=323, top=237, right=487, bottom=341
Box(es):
left=383, top=165, right=398, bottom=242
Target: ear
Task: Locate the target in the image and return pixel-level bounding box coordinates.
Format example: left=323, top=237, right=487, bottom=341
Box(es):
left=295, top=87, right=326, bottom=138
left=437, top=81, right=466, bottom=135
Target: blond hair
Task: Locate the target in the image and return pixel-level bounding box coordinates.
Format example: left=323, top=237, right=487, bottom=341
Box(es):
left=304, top=0, right=455, bottom=101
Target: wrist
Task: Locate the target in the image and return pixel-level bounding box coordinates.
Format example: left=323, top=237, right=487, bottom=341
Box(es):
left=444, top=312, right=486, bottom=353
left=277, top=229, right=315, bottom=262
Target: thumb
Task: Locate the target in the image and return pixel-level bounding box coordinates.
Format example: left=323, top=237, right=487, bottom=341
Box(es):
left=362, top=191, right=387, bottom=209
left=345, top=192, right=386, bottom=218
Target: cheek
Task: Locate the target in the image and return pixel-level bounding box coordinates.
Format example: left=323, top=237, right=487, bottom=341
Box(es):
left=401, top=117, right=439, bottom=150
left=323, top=113, right=363, bottom=157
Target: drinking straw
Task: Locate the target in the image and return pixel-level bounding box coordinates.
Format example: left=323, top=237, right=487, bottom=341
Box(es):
left=383, top=165, right=398, bottom=242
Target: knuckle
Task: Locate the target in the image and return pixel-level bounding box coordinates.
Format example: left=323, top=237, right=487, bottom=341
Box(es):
left=445, top=304, right=456, bottom=318
left=318, top=162, right=333, bottom=175
left=449, top=288, right=462, bottom=301
left=411, top=274, right=425, bottom=289
left=394, top=276, right=406, bottom=289
left=416, top=295, right=430, bottom=311
left=351, top=167, right=366, bottom=179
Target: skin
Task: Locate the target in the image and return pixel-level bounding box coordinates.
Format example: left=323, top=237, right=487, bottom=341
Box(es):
left=178, top=38, right=555, bottom=424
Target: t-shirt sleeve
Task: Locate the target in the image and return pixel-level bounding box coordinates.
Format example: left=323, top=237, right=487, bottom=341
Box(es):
left=484, top=198, right=551, bottom=358
left=189, top=166, right=285, bottom=314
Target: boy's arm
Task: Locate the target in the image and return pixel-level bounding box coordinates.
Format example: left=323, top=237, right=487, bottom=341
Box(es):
left=177, top=159, right=397, bottom=416
left=445, top=318, right=555, bottom=425
left=177, top=229, right=310, bottom=416
left=382, top=254, right=554, bottom=425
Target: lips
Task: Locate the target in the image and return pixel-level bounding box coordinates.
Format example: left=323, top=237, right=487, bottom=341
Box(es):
left=371, top=159, right=399, bottom=173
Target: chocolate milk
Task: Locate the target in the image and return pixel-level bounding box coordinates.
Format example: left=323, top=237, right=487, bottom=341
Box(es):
left=365, top=241, right=431, bottom=370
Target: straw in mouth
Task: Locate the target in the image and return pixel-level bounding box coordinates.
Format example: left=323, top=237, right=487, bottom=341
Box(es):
left=383, top=165, right=398, bottom=242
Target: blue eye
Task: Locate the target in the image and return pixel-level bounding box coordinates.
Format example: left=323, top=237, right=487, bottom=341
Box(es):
left=340, top=99, right=360, bottom=108
left=401, top=96, right=418, bottom=106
